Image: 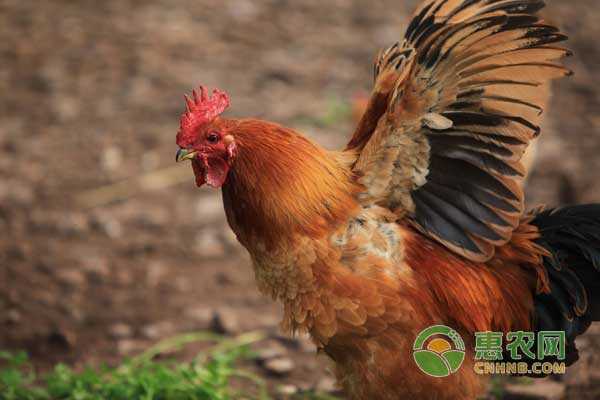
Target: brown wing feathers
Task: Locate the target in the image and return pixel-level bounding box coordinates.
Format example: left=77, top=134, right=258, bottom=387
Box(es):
left=348, top=42, right=415, bottom=153
left=408, top=1, right=569, bottom=260
left=350, top=0, right=570, bottom=261
left=411, top=2, right=569, bottom=260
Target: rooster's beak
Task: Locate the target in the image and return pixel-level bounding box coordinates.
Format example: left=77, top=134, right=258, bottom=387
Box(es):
left=176, top=147, right=198, bottom=162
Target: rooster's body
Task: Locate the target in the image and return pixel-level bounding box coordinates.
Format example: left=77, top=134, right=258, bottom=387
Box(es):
left=175, top=1, right=600, bottom=399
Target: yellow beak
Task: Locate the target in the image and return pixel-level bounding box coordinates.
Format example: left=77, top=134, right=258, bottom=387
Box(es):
left=176, top=147, right=198, bottom=162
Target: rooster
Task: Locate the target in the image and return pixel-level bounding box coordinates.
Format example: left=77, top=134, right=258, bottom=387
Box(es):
left=175, top=1, right=600, bottom=399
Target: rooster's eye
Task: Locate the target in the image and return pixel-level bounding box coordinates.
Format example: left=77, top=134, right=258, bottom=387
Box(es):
left=207, top=134, right=219, bottom=143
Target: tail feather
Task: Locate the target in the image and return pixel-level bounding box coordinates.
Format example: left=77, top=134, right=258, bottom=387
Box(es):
left=530, top=204, right=600, bottom=365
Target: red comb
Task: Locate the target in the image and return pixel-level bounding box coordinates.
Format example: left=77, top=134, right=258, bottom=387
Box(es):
left=177, top=85, right=230, bottom=147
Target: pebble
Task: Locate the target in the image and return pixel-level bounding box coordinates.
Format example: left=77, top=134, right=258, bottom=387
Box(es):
left=118, top=339, right=146, bottom=356
left=109, top=322, right=133, bottom=339
left=101, top=146, right=123, bottom=172
left=57, top=212, right=89, bottom=235
left=211, top=307, right=241, bottom=334
left=145, top=261, right=167, bottom=287
left=226, top=0, right=259, bottom=22
left=56, top=268, right=86, bottom=287
left=255, top=340, right=287, bottom=362
left=5, top=309, right=21, bottom=324
left=174, top=276, right=192, bottom=292
left=91, top=214, right=123, bottom=239
left=262, top=357, right=295, bottom=376
left=185, top=306, right=214, bottom=328
left=0, top=180, right=34, bottom=207
left=141, top=320, right=175, bottom=340
left=314, top=376, right=337, bottom=393
left=47, top=329, right=76, bottom=349
left=295, top=333, right=316, bottom=353
left=277, top=384, right=299, bottom=396
left=82, top=257, right=110, bottom=281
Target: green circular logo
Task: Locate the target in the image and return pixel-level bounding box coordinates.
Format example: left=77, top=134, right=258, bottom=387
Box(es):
left=413, top=325, right=465, bottom=377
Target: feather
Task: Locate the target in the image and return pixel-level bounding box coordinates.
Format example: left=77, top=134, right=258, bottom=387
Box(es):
left=347, top=0, right=569, bottom=260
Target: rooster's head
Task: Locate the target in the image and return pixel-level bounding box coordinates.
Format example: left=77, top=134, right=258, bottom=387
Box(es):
left=176, top=85, right=237, bottom=187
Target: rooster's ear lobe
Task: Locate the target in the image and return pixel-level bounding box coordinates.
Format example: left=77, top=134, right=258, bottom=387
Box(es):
left=225, top=135, right=238, bottom=162
left=223, top=135, right=235, bottom=145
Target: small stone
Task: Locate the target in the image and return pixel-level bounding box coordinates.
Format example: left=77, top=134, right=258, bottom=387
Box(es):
left=118, top=339, right=145, bottom=355
left=314, top=376, right=337, bottom=393
left=145, top=261, right=167, bottom=287
left=56, top=268, right=86, bottom=287
left=57, top=212, right=89, bottom=235
left=82, top=258, right=110, bottom=281
left=141, top=321, right=175, bottom=340
left=0, top=180, right=34, bottom=207
left=212, top=308, right=241, bottom=334
left=47, top=329, right=76, bottom=349
left=255, top=340, right=287, bottom=362
left=109, top=323, right=133, bottom=339
left=103, top=218, right=123, bottom=238
left=262, top=357, right=295, bottom=376
left=293, top=333, right=316, bottom=353
left=174, top=277, right=192, bottom=292
left=226, top=0, right=259, bottom=22
left=6, top=309, right=20, bottom=324
left=277, top=384, right=298, bottom=396
left=185, top=306, right=214, bottom=328
left=101, top=146, right=123, bottom=172
left=66, top=305, right=85, bottom=322
left=91, top=214, right=123, bottom=238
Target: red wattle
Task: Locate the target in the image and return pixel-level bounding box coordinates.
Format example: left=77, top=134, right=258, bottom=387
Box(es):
left=191, top=159, right=206, bottom=187
left=204, top=157, right=229, bottom=187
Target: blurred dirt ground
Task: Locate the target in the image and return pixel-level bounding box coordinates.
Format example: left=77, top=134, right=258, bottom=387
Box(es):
left=1, top=0, right=599, bottom=398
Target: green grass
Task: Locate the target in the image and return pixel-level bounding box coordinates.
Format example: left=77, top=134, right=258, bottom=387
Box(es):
left=0, top=332, right=338, bottom=400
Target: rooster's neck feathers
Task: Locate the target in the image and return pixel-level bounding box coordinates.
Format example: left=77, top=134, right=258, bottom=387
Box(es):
left=221, top=119, right=360, bottom=249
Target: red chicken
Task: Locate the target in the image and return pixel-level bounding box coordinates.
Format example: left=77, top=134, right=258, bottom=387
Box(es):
left=175, top=1, right=600, bottom=398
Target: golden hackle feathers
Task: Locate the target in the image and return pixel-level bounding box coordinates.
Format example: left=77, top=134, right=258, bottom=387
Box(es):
left=220, top=119, right=360, bottom=249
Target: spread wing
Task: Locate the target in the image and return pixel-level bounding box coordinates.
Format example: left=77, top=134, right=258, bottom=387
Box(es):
left=347, top=0, right=571, bottom=262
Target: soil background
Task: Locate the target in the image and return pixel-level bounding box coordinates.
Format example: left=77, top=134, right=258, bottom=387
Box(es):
left=1, top=0, right=599, bottom=398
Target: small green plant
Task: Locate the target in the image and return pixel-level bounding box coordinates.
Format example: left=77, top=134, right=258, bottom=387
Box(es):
left=0, top=332, right=339, bottom=400
left=0, top=332, right=269, bottom=400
